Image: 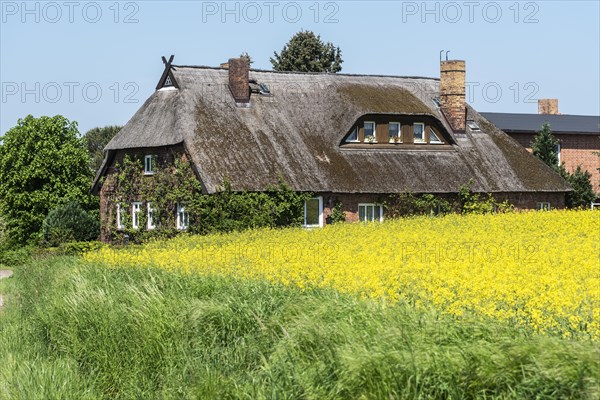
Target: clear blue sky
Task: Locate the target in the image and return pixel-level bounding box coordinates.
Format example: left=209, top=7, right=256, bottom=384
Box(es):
left=1, top=0, right=599, bottom=135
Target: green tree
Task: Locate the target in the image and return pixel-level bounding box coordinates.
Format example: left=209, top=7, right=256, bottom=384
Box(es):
left=84, top=125, right=121, bottom=173
left=270, top=30, right=343, bottom=73
left=531, top=123, right=559, bottom=169
left=560, top=166, right=595, bottom=208
left=0, top=115, right=95, bottom=244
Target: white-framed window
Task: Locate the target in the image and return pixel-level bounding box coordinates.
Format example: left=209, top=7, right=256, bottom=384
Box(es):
left=303, top=196, right=324, bottom=228
left=116, top=204, right=124, bottom=230
left=132, top=202, right=142, bottom=229
left=389, top=122, right=401, bottom=143
left=364, top=121, right=376, bottom=143
left=429, top=127, right=443, bottom=144
left=413, top=123, right=425, bottom=143
left=536, top=202, right=551, bottom=211
left=346, top=126, right=359, bottom=143
left=147, top=202, right=156, bottom=230
left=556, top=143, right=561, bottom=165
left=177, top=203, right=189, bottom=230
left=144, top=155, right=157, bottom=175
left=358, top=203, right=383, bottom=223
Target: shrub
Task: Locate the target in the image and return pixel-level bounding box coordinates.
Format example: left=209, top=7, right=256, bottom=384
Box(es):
left=330, top=201, right=346, bottom=224
left=386, top=192, right=452, bottom=218
left=0, top=246, right=33, bottom=267
left=42, top=202, right=99, bottom=246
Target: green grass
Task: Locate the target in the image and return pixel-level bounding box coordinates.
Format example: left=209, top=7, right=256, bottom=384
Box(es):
left=0, top=256, right=598, bottom=399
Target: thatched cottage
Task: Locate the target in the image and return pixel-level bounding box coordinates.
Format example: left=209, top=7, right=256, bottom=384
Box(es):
left=92, top=56, right=569, bottom=236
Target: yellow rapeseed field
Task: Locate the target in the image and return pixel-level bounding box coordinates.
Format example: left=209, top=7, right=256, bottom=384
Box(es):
left=85, top=210, right=600, bottom=339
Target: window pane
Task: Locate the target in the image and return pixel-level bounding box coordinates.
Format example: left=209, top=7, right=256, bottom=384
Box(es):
left=366, top=206, right=374, bottom=222
left=389, top=123, right=399, bottom=140
left=359, top=205, right=365, bottom=221
left=347, top=127, right=358, bottom=142
left=364, top=122, right=374, bottom=136
left=414, top=124, right=424, bottom=140
left=305, top=198, right=320, bottom=226
left=429, top=128, right=442, bottom=143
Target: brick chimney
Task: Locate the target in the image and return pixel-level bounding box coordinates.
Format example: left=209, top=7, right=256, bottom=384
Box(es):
left=228, top=58, right=250, bottom=104
left=440, top=60, right=466, bottom=132
left=538, top=98, right=559, bottom=115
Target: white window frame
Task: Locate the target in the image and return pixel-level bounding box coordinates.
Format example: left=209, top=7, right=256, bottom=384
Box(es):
left=116, top=204, right=124, bottom=230
left=303, top=196, right=324, bottom=228
left=389, top=122, right=402, bottom=143
left=358, top=203, right=384, bottom=223
left=144, top=155, right=157, bottom=175
left=177, top=203, right=189, bottom=230
left=536, top=202, right=551, bottom=211
left=556, top=143, right=561, bottom=165
left=413, top=123, right=426, bottom=143
left=429, top=127, right=443, bottom=144
left=147, top=202, right=156, bottom=230
left=346, top=126, right=359, bottom=143
left=132, top=202, right=142, bottom=229
left=364, top=121, right=377, bottom=143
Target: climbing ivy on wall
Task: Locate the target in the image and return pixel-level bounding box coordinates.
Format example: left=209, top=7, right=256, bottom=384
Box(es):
left=103, top=156, right=312, bottom=242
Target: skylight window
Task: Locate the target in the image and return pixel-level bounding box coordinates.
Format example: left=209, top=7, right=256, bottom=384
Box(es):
left=467, top=121, right=481, bottom=131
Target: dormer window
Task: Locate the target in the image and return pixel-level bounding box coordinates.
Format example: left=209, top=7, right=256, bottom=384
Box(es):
left=364, top=121, right=376, bottom=143
left=389, top=122, right=401, bottom=143
left=346, top=126, right=359, bottom=143
left=429, top=127, right=443, bottom=144
left=341, top=117, right=450, bottom=147
left=144, top=155, right=157, bottom=175
left=413, top=123, right=425, bottom=143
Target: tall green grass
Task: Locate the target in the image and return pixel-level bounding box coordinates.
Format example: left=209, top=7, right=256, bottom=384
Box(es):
left=0, top=256, right=598, bottom=399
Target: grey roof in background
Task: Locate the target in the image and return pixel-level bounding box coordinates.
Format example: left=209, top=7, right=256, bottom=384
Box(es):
left=98, top=66, right=569, bottom=195
left=481, top=112, right=600, bottom=135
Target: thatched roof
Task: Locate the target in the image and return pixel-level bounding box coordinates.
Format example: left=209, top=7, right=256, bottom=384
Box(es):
left=97, top=66, right=569, bottom=194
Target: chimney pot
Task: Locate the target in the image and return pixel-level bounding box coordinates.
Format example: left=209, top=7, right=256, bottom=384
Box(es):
left=538, top=99, right=559, bottom=115
left=440, top=60, right=466, bottom=132
left=228, top=58, right=250, bottom=104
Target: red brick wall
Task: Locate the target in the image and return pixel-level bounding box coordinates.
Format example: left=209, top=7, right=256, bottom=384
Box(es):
left=508, top=132, right=600, bottom=191
left=318, top=191, right=566, bottom=225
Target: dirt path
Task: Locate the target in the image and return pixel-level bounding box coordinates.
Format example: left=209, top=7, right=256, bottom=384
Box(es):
left=0, top=269, right=13, bottom=310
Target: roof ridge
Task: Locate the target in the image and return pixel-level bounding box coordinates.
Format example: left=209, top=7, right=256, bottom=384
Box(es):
left=171, top=64, right=440, bottom=81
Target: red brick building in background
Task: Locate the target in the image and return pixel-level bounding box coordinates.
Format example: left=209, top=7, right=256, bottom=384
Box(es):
left=483, top=100, right=600, bottom=191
